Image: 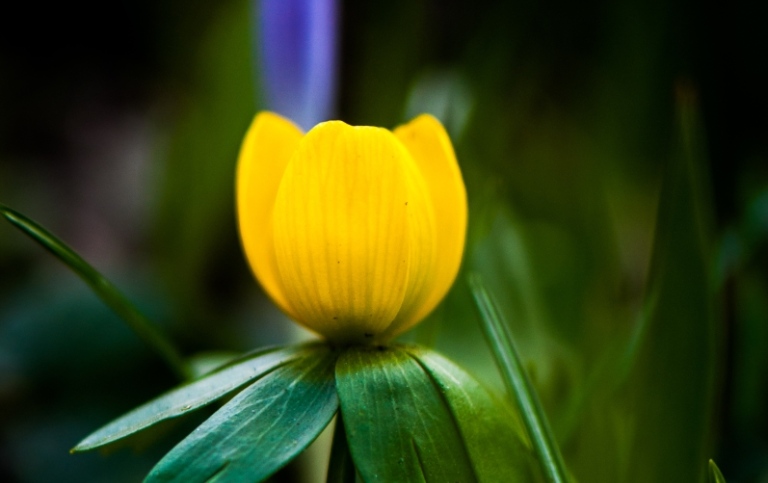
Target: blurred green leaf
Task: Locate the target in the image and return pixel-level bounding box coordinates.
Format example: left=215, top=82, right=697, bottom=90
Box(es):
left=621, top=86, right=717, bottom=481
left=336, top=346, right=475, bottom=482
left=406, top=345, right=539, bottom=482
left=73, top=345, right=311, bottom=452
left=146, top=346, right=338, bottom=482
left=709, top=460, right=726, bottom=483
left=469, top=274, right=570, bottom=483
left=152, top=0, right=256, bottom=319
left=0, top=204, right=189, bottom=381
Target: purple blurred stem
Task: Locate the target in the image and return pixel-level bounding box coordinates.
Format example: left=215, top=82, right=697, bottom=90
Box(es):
left=257, top=0, right=339, bottom=130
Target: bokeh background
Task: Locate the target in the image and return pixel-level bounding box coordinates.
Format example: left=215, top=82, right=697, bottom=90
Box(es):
left=1, top=0, right=767, bottom=481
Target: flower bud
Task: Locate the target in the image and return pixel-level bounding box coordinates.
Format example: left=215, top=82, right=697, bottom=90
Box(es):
left=237, top=112, right=466, bottom=344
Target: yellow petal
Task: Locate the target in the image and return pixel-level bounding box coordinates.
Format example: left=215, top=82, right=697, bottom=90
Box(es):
left=385, top=114, right=468, bottom=337
left=271, top=121, right=415, bottom=342
left=378, top=144, right=437, bottom=339
left=237, top=112, right=303, bottom=319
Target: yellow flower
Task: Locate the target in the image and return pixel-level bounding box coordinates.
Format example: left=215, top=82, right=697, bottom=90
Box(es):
left=236, top=112, right=467, bottom=344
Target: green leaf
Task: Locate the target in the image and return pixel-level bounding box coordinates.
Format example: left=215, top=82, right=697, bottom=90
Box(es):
left=469, top=274, right=571, bottom=483
left=708, top=460, right=726, bottom=483
left=621, top=85, right=717, bottom=482
left=0, top=203, right=190, bottom=381
left=335, top=345, right=476, bottom=483
left=405, top=345, right=538, bottom=482
left=145, top=346, right=338, bottom=482
left=73, top=344, right=310, bottom=452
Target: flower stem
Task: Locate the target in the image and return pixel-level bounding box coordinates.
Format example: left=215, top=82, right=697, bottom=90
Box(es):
left=469, top=273, right=570, bottom=483
left=1, top=203, right=191, bottom=381
left=326, top=415, right=357, bottom=483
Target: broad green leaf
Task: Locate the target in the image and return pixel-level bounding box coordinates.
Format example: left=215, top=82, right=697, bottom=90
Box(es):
left=622, top=87, right=716, bottom=481
left=406, top=345, right=538, bottom=482
left=146, top=346, right=338, bottom=482
left=73, top=344, right=310, bottom=452
left=0, top=203, right=189, bottom=381
left=335, top=346, right=476, bottom=483
left=708, top=460, right=726, bottom=483
left=469, top=275, right=570, bottom=483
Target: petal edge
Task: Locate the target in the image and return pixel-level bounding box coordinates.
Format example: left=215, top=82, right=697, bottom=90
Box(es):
left=387, top=114, right=468, bottom=336
left=237, top=112, right=303, bottom=319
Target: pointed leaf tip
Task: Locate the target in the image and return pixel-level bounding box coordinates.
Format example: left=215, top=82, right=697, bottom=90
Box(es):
left=74, top=345, right=309, bottom=452
left=145, top=347, right=338, bottom=483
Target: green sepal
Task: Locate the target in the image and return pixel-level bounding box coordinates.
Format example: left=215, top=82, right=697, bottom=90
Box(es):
left=405, top=345, right=539, bottom=482
left=145, top=345, right=338, bottom=482
left=337, top=345, right=533, bottom=482
left=336, top=345, right=475, bottom=482
left=72, top=344, right=311, bottom=452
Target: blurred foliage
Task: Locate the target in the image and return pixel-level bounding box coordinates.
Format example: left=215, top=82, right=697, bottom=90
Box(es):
left=617, top=86, right=716, bottom=482
left=1, top=0, right=767, bottom=482
left=150, top=0, right=256, bottom=334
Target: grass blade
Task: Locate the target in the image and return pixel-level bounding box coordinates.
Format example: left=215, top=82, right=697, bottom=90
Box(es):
left=469, top=273, right=570, bottom=483
left=0, top=204, right=190, bottom=381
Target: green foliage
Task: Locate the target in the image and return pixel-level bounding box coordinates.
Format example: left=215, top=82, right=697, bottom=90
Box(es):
left=336, top=346, right=476, bottom=482
left=336, top=345, right=534, bottom=482
left=72, top=345, right=312, bottom=452
left=145, top=348, right=338, bottom=482
left=71, top=342, right=534, bottom=482
left=407, top=345, right=538, bottom=482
